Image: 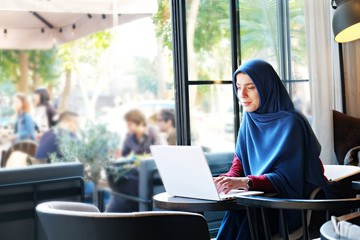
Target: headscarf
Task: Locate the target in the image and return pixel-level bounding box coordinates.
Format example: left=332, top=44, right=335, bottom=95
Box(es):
left=234, top=59, right=328, bottom=200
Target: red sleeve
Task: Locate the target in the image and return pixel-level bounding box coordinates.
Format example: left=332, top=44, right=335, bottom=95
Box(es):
left=220, top=154, right=276, bottom=193
left=248, top=175, right=275, bottom=193
left=220, top=154, right=245, bottom=177
left=319, top=158, right=328, bottom=181
left=248, top=158, right=327, bottom=193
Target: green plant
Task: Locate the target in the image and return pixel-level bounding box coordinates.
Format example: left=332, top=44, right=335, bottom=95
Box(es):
left=50, top=122, right=120, bottom=205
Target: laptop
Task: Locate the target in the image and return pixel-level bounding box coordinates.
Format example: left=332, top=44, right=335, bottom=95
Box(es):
left=150, top=145, right=263, bottom=201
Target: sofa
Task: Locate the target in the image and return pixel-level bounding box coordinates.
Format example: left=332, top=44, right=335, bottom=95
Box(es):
left=0, top=162, right=84, bottom=240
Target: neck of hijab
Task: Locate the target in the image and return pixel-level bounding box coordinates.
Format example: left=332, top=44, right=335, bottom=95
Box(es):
left=234, top=59, right=328, bottom=200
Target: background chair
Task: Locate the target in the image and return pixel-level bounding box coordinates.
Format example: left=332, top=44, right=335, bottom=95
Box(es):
left=236, top=194, right=360, bottom=240
left=344, top=146, right=360, bottom=166
left=1, top=140, right=38, bottom=167
left=36, top=201, right=210, bottom=240
left=0, top=162, right=84, bottom=240
left=333, top=110, right=360, bottom=165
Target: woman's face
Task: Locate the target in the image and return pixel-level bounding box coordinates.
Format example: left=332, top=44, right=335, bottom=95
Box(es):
left=236, top=73, right=260, bottom=112
left=13, top=96, right=23, bottom=112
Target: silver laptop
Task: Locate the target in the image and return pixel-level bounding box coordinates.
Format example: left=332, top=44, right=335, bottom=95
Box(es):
left=150, top=145, right=263, bottom=201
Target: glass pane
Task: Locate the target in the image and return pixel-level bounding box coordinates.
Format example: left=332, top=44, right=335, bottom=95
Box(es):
left=291, top=81, right=312, bottom=124
left=0, top=14, right=176, bottom=158
left=289, top=0, right=309, bottom=80
left=186, top=0, right=232, bottom=81
left=239, top=0, right=280, bottom=72
left=189, top=84, right=235, bottom=152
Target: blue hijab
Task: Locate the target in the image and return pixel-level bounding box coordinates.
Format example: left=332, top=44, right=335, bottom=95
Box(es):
left=234, top=59, right=328, bottom=199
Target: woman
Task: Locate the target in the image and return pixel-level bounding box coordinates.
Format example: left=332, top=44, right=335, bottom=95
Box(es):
left=33, top=88, right=57, bottom=133
left=10, top=93, right=36, bottom=143
left=214, top=59, right=328, bottom=239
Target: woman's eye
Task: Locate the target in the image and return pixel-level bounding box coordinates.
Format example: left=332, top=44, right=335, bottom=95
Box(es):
left=248, top=86, right=255, bottom=90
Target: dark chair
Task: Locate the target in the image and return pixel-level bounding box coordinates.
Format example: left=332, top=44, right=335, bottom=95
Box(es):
left=344, top=146, right=360, bottom=166
left=236, top=193, right=360, bottom=240
left=0, top=162, right=84, bottom=240
left=36, top=201, right=210, bottom=240
left=1, top=140, right=38, bottom=167
left=333, top=110, right=360, bottom=165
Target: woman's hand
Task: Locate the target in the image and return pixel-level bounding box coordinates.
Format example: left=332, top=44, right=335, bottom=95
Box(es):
left=213, top=176, right=249, bottom=194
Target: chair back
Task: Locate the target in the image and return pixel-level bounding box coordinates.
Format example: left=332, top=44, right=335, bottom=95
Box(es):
left=36, top=201, right=210, bottom=240
left=1, top=140, right=38, bottom=167
left=333, top=110, right=360, bottom=164
left=236, top=195, right=360, bottom=240
left=0, top=163, right=84, bottom=240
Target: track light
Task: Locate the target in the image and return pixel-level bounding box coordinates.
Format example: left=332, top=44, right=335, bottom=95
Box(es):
left=88, top=14, right=92, bottom=19
left=3, top=29, right=7, bottom=39
left=102, top=14, right=106, bottom=19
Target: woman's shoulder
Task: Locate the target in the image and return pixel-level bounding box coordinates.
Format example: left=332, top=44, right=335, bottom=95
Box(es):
left=21, top=112, right=35, bottom=123
left=278, top=111, right=306, bottom=127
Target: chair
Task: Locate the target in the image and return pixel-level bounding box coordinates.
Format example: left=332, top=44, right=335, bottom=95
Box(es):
left=36, top=201, right=210, bottom=240
left=0, top=162, right=84, bottom=240
left=236, top=194, right=360, bottom=240
left=344, top=146, right=360, bottom=166
left=1, top=140, right=38, bottom=167
left=333, top=110, right=360, bottom=165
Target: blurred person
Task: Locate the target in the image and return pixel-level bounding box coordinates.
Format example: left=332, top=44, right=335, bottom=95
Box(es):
left=9, top=93, right=36, bottom=143
left=121, top=109, right=161, bottom=157
left=35, top=111, right=79, bottom=163
left=33, top=88, right=57, bottom=139
left=158, top=109, right=176, bottom=145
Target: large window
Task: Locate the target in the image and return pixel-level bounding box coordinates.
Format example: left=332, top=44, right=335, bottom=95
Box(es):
left=185, top=0, right=234, bottom=152
left=238, top=0, right=311, bottom=120
left=171, top=0, right=311, bottom=150
left=0, top=12, right=176, bottom=158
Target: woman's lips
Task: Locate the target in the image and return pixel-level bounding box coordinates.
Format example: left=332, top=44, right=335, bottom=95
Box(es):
left=242, top=102, right=251, bottom=106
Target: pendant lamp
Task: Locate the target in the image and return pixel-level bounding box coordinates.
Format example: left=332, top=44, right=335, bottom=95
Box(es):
left=332, top=0, right=360, bottom=43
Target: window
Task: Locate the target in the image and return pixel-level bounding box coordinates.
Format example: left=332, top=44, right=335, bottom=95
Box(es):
left=171, top=0, right=311, bottom=150
left=185, top=0, right=235, bottom=152
left=0, top=13, right=176, bottom=158
left=238, top=0, right=311, bottom=120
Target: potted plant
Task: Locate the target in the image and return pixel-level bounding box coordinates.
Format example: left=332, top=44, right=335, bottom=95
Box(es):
left=105, top=154, right=150, bottom=212
left=50, top=122, right=120, bottom=206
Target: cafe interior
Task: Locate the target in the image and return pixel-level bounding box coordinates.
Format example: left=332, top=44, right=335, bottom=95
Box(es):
left=1, top=0, right=360, bottom=239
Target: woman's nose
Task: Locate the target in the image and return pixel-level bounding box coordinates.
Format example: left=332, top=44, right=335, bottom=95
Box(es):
left=238, top=88, right=247, bottom=98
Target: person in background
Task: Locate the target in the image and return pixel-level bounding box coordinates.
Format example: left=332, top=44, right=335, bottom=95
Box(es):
left=157, top=109, right=176, bottom=145
left=214, top=59, right=328, bottom=240
left=121, top=109, right=161, bottom=157
left=33, top=88, right=57, bottom=139
left=35, top=111, right=79, bottom=163
left=9, top=93, right=36, bottom=143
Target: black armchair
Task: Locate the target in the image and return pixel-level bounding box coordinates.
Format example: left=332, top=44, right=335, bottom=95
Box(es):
left=36, top=201, right=210, bottom=240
